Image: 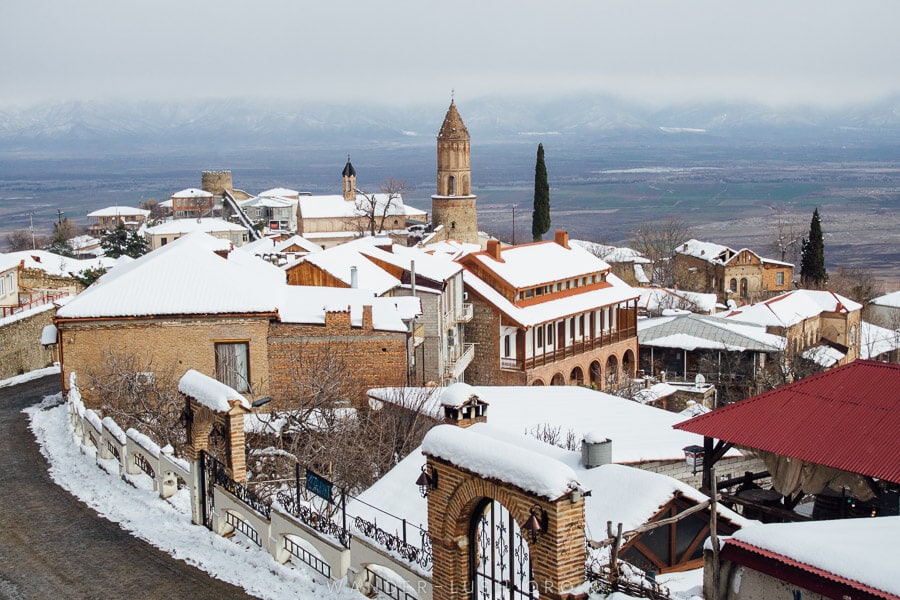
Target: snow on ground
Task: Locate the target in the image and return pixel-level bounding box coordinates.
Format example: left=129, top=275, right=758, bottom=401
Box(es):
left=0, top=364, right=60, bottom=388
left=26, top=394, right=360, bottom=600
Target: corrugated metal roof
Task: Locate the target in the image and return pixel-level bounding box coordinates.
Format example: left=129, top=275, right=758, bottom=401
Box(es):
left=674, top=360, right=900, bottom=483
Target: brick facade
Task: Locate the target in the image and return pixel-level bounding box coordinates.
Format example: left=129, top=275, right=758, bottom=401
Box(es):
left=267, top=308, right=409, bottom=407
left=425, top=455, right=586, bottom=600
left=56, top=315, right=272, bottom=404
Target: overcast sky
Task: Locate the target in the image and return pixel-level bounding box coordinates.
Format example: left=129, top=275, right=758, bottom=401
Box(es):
left=2, top=0, right=899, bottom=109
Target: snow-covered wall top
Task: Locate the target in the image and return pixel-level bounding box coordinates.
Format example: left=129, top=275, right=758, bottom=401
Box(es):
left=178, top=369, right=250, bottom=412
left=422, top=424, right=578, bottom=500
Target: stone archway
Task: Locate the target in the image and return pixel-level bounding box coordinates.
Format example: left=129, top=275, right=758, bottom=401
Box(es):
left=570, top=366, right=585, bottom=387
left=531, top=378, right=545, bottom=386
left=550, top=372, right=566, bottom=386
left=605, top=355, right=619, bottom=388
left=589, top=361, right=602, bottom=389
left=622, top=349, right=636, bottom=379
left=424, top=426, right=586, bottom=600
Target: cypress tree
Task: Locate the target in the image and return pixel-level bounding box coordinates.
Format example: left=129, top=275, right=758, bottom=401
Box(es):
left=800, top=207, right=827, bottom=288
left=531, top=143, right=550, bottom=242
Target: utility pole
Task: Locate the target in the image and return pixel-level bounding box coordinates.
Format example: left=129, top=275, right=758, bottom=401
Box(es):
left=57, top=209, right=64, bottom=225
left=29, top=212, right=36, bottom=250
left=512, top=205, right=516, bottom=245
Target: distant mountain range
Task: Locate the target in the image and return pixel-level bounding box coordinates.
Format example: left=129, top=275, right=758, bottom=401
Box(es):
left=2, top=94, right=900, bottom=155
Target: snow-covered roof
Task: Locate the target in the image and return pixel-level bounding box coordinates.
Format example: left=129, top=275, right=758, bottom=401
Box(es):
left=297, top=238, right=401, bottom=295
left=239, top=235, right=323, bottom=259
left=639, top=313, right=786, bottom=352
left=420, top=239, right=481, bottom=261
left=360, top=242, right=463, bottom=283
left=860, top=321, right=900, bottom=359
left=677, top=238, right=792, bottom=268
left=1, top=249, right=118, bottom=278
left=144, top=218, right=248, bottom=235
left=463, top=270, right=639, bottom=328
left=802, top=344, right=845, bottom=368
left=466, top=241, right=611, bottom=289
left=571, top=240, right=650, bottom=264
left=0, top=254, right=21, bottom=273
left=726, top=516, right=900, bottom=597
left=298, top=193, right=426, bottom=220
left=636, top=287, right=719, bottom=314
left=277, top=286, right=419, bottom=332
left=86, top=206, right=151, bottom=218
left=178, top=369, right=250, bottom=412
left=242, top=196, right=294, bottom=209
left=676, top=239, right=732, bottom=263
left=171, top=188, right=213, bottom=198
left=259, top=187, right=300, bottom=198
left=719, top=289, right=862, bottom=328
left=56, top=232, right=281, bottom=319
left=871, top=290, right=900, bottom=309
left=368, top=384, right=725, bottom=464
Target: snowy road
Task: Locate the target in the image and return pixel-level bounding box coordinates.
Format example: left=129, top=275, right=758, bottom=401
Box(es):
left=0, top=374, right=254, bottom=599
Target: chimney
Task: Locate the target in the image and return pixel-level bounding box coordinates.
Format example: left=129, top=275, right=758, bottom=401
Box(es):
left=350, top=266, right=358, bottom=289
left=581, top=434, right=612, bottom=468
left=554, top=230, right=570, bottom=248
left=362, top=304, right=373, bottom=330
left=486, top=239, right=502, bottom=261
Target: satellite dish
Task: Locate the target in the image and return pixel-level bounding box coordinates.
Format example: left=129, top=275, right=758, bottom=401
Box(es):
left=695, top=373, right=706, bottom=385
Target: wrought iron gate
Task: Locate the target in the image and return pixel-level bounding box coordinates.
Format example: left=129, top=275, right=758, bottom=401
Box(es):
left=469, top=499, right=536, bottom=600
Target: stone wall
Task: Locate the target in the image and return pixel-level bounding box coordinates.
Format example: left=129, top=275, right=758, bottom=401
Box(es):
left=0, top=305, right=57, bottom=380
left=19, top=267, right=82, bottom=294
left=201, top=170, right=233, bottom=196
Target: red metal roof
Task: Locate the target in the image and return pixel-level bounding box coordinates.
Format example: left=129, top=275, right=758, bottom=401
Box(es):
left=721, top=539, right=900, bottom=600
left=674, top=360, right=900, bottom=483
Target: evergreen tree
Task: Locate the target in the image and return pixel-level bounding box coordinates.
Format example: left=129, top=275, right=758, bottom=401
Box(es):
left=800, top=207, right=827, bottom=288
left=531, top=143, right=551, bottom=242
left=101, top=222, right=149, bottom=259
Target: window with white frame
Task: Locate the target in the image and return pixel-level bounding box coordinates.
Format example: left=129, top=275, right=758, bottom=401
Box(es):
left=215, top=342, right=250, bottom=393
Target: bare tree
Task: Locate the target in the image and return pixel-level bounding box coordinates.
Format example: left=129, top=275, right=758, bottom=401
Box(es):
left=354, top=178, right=407, bottom=237
left=140, top=199, right=168, bottom=225
left=770, top=212, right=803, bottom=266
left=827, top=266, right=884, bottom=304
left=86, top=350, right=187, bottom=453
left=5, top=229, right=48, bottom=251
left=628, top=218, right=693, bottom=287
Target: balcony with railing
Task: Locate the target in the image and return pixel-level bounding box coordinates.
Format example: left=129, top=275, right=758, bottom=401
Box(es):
left=443, top=302, right=474, bottom=326
left=1, top=290, right=70, bottom=319
left=499, top=326, right=638, bottom=372
left=444, top=343, right=475, bottom=379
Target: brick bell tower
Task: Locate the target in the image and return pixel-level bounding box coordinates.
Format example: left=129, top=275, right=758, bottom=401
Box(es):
left=431, top=99, right=479, bottom=245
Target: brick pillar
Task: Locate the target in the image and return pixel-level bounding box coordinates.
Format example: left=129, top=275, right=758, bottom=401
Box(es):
left=225, top=401, right=247, bottom=483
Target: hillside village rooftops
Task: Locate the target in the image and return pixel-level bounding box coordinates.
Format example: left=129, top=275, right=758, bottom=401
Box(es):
left=240, top=234, right=322, bottom=256
left=144, top=218, right=249, bottom=236
left=467, top=240, right=612, bottom=289
left=463, top=270, right=639, bottom=328
left=637, top=287, right=720, bottom=314
left=86, top=206, right=151, bottom=218
left=297, top=193, right=427, bottom=220
left=572, top=239, right=651, bottom=264
left=241, top=196, right=294, bottom=209
left=639, top=313, right=786, bottom=352
left=718, top=289, right=862, bottom=328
